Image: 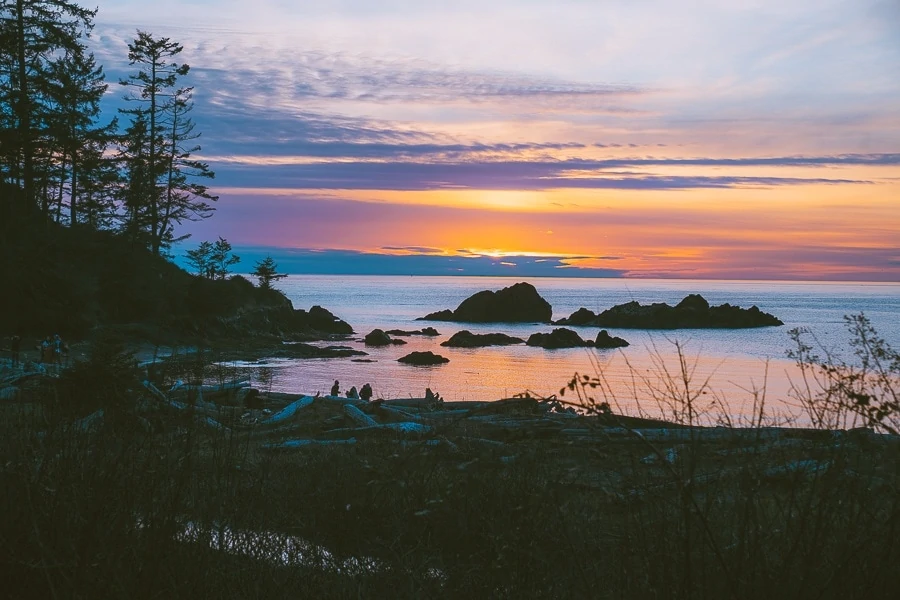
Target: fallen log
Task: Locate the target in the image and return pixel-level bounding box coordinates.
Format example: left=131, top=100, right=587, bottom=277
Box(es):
left=322, top=422, right=432, bottom=439
left=342, top=404, right=378, bottom=427
left=262, top=438, right=358, bottom=451
left=264, top=396, right=315, bottom=424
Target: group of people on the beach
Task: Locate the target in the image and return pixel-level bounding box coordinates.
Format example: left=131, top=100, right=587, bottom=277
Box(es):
left=38, top=334, right=69, bottom=366
left=331, top=380, right=374, bottom=401
left=3, top=333, right=68, bottom=369
left=329, top=379, right=442, bottom=404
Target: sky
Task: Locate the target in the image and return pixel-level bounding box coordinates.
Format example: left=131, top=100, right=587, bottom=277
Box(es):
left=90, top=0, right=899, bottom=280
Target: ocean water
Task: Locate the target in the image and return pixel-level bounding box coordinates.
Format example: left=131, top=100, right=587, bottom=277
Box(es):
left=233, top=276, right=900, bottom=424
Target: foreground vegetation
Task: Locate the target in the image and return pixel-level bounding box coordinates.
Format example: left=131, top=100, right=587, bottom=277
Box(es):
left=1, top=320, right=898, bottom=599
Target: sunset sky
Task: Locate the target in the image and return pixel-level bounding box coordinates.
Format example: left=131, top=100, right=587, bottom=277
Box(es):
left=91, top=0, right=899, bottom=280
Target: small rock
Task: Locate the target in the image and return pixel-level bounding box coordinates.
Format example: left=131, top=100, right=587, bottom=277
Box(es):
left=397, top=351, right=450, bottom=365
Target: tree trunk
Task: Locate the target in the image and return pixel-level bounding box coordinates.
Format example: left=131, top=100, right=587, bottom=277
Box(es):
left=16, top=0, right=34, bottom=211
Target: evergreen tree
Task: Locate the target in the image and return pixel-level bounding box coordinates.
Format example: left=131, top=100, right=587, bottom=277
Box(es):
left=185, top=240, right=213, bottom=278
left=209, top=237, right=239, bottom=280
left=0, top=0, right=96, bottom=213
left=44, top=43, right=115, bottom=225
left=119, top=30, right=216, bottom=255
left=251, top=255, right=287, bottom=290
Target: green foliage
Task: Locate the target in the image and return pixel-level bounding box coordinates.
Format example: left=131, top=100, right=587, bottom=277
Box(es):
left=251, top=255, right=287, bottom=289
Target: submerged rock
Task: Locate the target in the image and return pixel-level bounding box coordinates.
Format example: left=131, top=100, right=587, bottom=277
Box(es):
left=364, top=329, right=407, bottom=346
left=526, top=328, right=590, bottom=349
left=419, top=282, right=552, bottom=323
left=556, top=294, right=783, bottom=329
left=441, top=330, right=525, bottom=348
left=397, top=351, right=450, bottom=365
left=594, top=330, right=629, bottom=348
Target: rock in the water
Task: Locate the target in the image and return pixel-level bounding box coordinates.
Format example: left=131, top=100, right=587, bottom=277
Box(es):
left=299, top=305, right=354, bottom=334
left=365, top=328, right=407, bottom=346
left=273, top=343, right=367, bottom=358
left=385, top=327, right=441, bottom=337
left=557, top=294, right=782, bottom=329
left=594, top=330, right=629, bottom=348
left=397, top=351, right=450, bottom=365
left=441, top=330, right=525, bottom=348
left=419, top=282, right=552, bottom=323
left=555, top=307, right=598, bottom=326
left=526, top=328, right=590, bottom=349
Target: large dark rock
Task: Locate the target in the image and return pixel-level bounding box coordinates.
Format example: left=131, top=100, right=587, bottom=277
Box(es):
left=594, top=330, right=629, bottom=348
left=556, top=294, right=783, bottom=329
left=419, top=282, right=552, bottom=323
left=556, top=307, right=598, bottom=326
left=304, top=305, right=354, bottom=334
left=385, top=327, right=441, bottom=337
left=526, top=328, right=590, bottom=349
left=273, top=343, right=367, bottom=358
left=397, top=351, right=450, bottom=365
left=441, top=330, right=525, bottom=348
left=364, top=329, right=407, bottom=346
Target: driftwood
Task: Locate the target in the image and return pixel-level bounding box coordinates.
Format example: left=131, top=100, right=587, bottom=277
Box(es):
left=322, top=422, right=432, bottom=439
left=262, top=438, right=358, bottom=451
left=170, top=378, right=251, bottom=394
left=382, top=398, right=440, bottom=410
left=342, top=404, right=378, bottom=427
left=264, top=396, right=315, bottom=424
left=373, top=405, right=423, bottom=422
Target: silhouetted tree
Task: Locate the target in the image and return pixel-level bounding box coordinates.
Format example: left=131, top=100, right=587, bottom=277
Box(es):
left=185, top=240, right=213, bottom=278
left=0, top=0, right=96, bottom=213
left=44, top=43, right=115, bottom=225
left=119, top=30, right=215, bottom=255
left=251, top=255, right=287, bottom=289
left=209, top=237, right=239, bottom=280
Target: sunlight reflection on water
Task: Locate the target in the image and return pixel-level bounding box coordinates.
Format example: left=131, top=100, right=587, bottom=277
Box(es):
left=225, top=275, right=900, bottom=424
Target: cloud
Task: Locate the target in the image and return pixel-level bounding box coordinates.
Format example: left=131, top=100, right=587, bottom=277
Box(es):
left=208, top=158, right=874, bottom=192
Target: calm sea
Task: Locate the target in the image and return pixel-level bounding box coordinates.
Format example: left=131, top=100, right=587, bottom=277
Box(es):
left=232, top=276, right=900, bottom=424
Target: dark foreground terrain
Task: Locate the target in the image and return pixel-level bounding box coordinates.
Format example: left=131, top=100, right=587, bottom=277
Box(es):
left=1, top=343, right=899, bottom=599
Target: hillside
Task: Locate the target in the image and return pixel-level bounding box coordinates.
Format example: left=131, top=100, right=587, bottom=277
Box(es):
left=0, top=186, right=347, bottom=342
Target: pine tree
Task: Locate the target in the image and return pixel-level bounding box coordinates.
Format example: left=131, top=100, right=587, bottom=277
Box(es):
left=185, top=240, right=214, bottom=278
left=209, top=237, right=239, bottom=280
left=251, top=255, right=287, bottom=290
left=44, top=43, right=115, bottom=225
left=1, top=0, right=96, bottom=213
left=119, top=31, right=216, bottom=255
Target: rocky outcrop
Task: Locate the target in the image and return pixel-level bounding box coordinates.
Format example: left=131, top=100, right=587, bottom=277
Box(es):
left=397, top=351, right=450, bottom=365
left=364, top=329, right=407, bottom=346
left=556, top=294, right=783, bottom=329
left=302, top=305, right=354, bottom=334
left=594, top=330, right=629, bottom=348
left=419, top=282, right=552, bottom=323
left=441, top=330, right=525, bottom=348
left=385, top=327, right=440, bottom=337
left=526, top=328, right=591, bottom=349
left=273, top=343, right=367, bottom=359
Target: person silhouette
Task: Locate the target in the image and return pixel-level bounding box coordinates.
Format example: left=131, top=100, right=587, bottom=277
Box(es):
left=330, top=380, right=340, bottom=396
left=360, top=383, right=373, bottom=401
